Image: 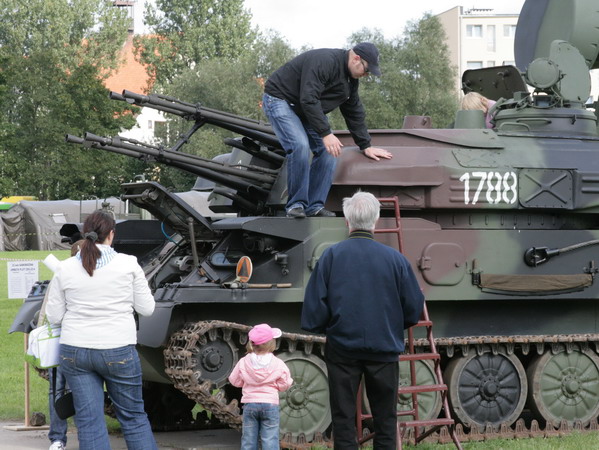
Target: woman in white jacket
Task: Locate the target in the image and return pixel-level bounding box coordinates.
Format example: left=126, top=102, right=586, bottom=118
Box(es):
left=46, top=210, right=157, bottom=450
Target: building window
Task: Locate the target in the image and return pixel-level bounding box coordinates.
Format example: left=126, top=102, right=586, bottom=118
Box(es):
left=148, top=120, right=153, bottom=129
left=466, top=25, right=483, bottom=38
left=503, top=24, right=516, bottom=37
left=487, top=25, right=495, bottom=51
left=487, top=61, right=496, bottom=67
left=467, top=61, right=483, bottom=70
left=503, top=60, right=515, bottom=66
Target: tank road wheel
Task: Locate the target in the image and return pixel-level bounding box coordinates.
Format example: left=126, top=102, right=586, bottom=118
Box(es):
left=527, top=348, right=599, bottom=427
left=191, top=330, right=238, bottom=388
left=278, top=352, right=331, bottom=441
left=445, top=350, right=527, bottom=431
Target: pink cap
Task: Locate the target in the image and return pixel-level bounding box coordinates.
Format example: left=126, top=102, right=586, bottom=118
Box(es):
left=248, top=323, right=282, bottom=345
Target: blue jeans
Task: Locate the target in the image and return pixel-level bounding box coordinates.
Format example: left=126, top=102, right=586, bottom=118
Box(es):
left=262, top=93, right=336, bottom=215
left=59, top=344, right=157, bottom=450
left=48, top=367, right=68, bottom=445
left=241, top=403, right=280, bottom=450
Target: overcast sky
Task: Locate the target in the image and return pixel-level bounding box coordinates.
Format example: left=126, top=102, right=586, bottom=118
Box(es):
left=135, top=1, right=527, bottom=49
left=243, top=0, right=526, bottom=50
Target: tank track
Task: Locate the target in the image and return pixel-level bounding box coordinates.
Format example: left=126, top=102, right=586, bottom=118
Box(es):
left=163, top=322, right=599, bottom=447
left=410, top=332, right=599, bottom=445
left=163, top=320, right=329, bottom=448
left=419, top=332, right=599, bottom=358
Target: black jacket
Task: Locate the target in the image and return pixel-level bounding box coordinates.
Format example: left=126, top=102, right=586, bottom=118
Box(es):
left=301, top=230, right=425, bottom=361
left=264, top=48, right=371, bottom=150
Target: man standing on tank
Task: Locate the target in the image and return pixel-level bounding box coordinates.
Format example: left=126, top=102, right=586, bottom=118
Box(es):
left=262, top=43, right=392, bottom=218
left=301, top=191, right=425, bottom=449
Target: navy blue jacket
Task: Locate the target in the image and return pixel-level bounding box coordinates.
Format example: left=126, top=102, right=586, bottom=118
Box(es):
left=301, top=230, right=425, bottom=361
left=264, top=48, right=371, bottom=149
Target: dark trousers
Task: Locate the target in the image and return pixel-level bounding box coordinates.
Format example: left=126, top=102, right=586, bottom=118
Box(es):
left=325, top=345, right=399, bottom=450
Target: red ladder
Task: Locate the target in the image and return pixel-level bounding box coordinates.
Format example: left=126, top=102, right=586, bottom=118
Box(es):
left=355, top=196, right=462, bottom=449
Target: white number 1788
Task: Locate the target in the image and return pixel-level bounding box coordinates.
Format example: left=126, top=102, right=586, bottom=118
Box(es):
left=459, top=171, right=518, bottom=205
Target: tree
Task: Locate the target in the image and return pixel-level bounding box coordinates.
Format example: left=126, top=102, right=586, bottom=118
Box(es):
left=396, top=14, right=459, bottom=127
left=0, top=51, right=16, bottom=197
left=0, top=0, right=138, bottom=200
left=329, top=15, right=458, bottom=131
left=135, top=0, right=257, bottom=86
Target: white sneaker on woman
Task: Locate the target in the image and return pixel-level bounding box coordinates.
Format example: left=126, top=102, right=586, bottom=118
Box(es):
left=49, top=441, right=66, bottom=450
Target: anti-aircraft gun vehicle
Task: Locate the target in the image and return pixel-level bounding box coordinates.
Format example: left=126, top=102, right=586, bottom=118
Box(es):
left=11, top=0, right=599, bottom=444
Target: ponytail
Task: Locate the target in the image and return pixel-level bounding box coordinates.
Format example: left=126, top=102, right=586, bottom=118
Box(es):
left=80, top=210, right=115, bottom=276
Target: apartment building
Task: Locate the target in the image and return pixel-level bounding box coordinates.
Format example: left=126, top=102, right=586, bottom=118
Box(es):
left=437, top=7, right=518, bottom=94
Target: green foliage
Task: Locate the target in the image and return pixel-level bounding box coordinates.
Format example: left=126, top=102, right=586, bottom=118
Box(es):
left=135, top=0, right=257, bottom=85
left=0, top=0, right=139, bottom=200
left=0, top=0, right=128, bottom=70
left=329, top=16, right=459, bottom=131
left=163, top=32, right=295, bottom=119
left=252, top=32, right=299, bottom=79
left=397, top=14, right=459, bottom=127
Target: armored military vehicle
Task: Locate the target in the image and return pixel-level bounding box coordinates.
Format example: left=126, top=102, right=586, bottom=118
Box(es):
left=11, top=0, right=599, bottom=444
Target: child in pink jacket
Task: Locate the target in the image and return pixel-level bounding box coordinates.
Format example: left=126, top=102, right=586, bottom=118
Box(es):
left=229, top=323, right=293, bottom=450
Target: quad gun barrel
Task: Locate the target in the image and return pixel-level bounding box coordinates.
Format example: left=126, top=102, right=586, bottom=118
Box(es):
left=66, top=90, right=288, bottom=214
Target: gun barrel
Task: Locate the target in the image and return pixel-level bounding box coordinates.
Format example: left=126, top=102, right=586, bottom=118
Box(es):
left=72, top=136, right=151, bottom=160
left=83, top=133, right=274, bottom=185
left=120, top=90, right=279, bottom=145
left=217, top=124, right=281, bottom=148
left=65, top=134, right=85, bottom=145
left=109, top=91, right=127, bottom=102
left=68, top=133, right=274, bottom=197
left=84, top=132, right=117, bottom=147
left=120, top=90, right=189, bottom=117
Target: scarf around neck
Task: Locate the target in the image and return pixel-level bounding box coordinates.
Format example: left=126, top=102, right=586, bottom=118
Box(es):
left=76, top=244, right=117, bottom=270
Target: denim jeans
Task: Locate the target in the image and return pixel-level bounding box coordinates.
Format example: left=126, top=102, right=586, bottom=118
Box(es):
left=48, top=367, right=68, bottom=445
left=241, top=403, right=280, bottom=450
left=59, top=344, right=157, bottom=450
left=262, top=93, right=336, bottom=215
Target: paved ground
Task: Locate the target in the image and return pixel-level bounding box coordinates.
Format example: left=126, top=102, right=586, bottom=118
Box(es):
left=0, top=421, right=241, bottom=450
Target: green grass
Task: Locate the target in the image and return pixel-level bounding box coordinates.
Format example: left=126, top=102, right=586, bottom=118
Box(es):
left=3, top=251, right=599, bottom=447
left=1, top=297, right=49, bottom=420
left=414, top=431, right=599, bottom=449
left=349, top=431, right=599, bottom=449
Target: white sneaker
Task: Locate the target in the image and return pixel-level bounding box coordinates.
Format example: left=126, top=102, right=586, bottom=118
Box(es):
left=49, top=441, right=66, bottom=450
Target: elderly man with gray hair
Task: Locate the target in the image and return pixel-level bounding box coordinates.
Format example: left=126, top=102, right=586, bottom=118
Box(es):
left=301, top=191, right=424, bottom=449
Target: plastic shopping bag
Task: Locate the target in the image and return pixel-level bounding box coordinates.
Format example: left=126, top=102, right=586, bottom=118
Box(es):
left=25, top=323, right=61, bottom=369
